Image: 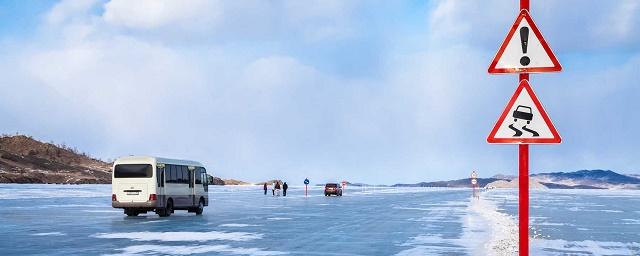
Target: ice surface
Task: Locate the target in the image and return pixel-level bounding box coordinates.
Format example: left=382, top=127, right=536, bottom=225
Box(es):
left=265, top=217, right=292, bottom=221
left=0, top=184, right=108, bottom=199
left=1, top=184, right=639, bottom=255
left=94, top=231, right=263, bottom=242
left=486, top=189, right=640, bottom=255
left=107, top=244, right=287, bottom=256
left=465, top=195, right=518, bottom=256
left=219, top=224, right=259, bottom=228
left=531, top=239, right=640, bottom=255
left=31, top=232, right=66, bottom=236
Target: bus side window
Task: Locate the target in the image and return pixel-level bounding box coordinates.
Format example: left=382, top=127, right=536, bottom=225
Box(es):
left=165, top=165, right=170, bottom=183
left=174, top=165, right=180, bottom=183
left=156, top=166, right=164, bottom=187
left=173, top=165, right=179, bottom=184
left=195, top=168, right=202, bottom=184
left=168, top=165, right=176, bottom=183
left=185, top=166, right=190, bottom=184
left=180, top=165, right=188, bottom=184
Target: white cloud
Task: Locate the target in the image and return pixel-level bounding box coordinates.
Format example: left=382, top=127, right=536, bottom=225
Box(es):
left=103, top=0, right=222, bottom=30
left=46, top=0, right=99, bottom=26
left=427, top=0, right=640, bottom=52
left=595, top=0, right=640, bottom=42
left=2, top=0, right=639, bottom=183
left=282, top=0, right=359, bottom=41
left=99, top=0, right=362, bottom=42
left=426, top=0, right=516, bottom=48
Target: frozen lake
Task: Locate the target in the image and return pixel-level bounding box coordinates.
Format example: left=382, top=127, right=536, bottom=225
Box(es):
left=0, top=184, right=639, bottom=255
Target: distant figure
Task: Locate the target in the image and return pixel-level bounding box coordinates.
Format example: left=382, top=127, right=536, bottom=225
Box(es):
left=275, top=181, right=281, bottom=196
left=263, top=183, right=268, bottom=195
left=272, top=181, right=277, bottom=196
left=283, top=182, right=288, bottom=196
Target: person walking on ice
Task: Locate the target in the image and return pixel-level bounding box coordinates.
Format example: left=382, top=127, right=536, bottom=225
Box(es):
left=283, top=182, right=288, bottom=196
left=275, top=181, right=281, bottom=196
left=263, top=182, right=268, bottom=195
left=272, top=181, right=277, bottom=196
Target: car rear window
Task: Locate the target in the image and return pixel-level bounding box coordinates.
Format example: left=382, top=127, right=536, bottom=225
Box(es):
left=326, top=184, right=337, bottom=187
left=114, top=164, right=152, bottom=178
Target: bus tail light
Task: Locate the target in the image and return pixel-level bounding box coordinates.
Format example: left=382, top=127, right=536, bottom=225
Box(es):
left=149, top=194, right=157, bottom=201
left=112, top=194, right=117, bottom=201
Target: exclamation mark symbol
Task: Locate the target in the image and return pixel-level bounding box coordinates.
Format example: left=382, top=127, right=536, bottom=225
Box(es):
left=519, top=27, right=530, bottom=66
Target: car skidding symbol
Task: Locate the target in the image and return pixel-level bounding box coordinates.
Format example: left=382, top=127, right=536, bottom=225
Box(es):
left=508, top=105, right=540, bottom=137
left=513, top=105, right=532, bottom=124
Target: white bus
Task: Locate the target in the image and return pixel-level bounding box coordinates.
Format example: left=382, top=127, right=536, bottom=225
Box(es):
left=111, top=156, right=212, bottom=217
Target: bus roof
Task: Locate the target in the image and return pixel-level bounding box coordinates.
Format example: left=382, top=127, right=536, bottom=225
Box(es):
left=114, top=156, right=204, bottom=168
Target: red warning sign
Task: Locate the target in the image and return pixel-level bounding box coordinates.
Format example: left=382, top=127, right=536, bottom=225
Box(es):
left=487, top=79, right=561, bottom=144
left=488, top=10, right=562, bottom=74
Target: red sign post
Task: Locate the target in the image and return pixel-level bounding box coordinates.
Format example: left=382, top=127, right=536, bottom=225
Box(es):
left=519, top=72, right=531, bottom=255
left=487, top=1, right=562, bottom=255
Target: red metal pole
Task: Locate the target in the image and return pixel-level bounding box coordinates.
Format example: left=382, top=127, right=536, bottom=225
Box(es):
left=519, top=143, right=529, bottom=256
left=519, top=0, right=530, bottom=254
left=520, top=0, right=529, bottom=11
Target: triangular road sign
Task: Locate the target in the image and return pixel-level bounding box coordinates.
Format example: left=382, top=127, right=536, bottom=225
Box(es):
left=487, top=80, right=561, bottom=144
left=488, top=10, right=562, bottom=74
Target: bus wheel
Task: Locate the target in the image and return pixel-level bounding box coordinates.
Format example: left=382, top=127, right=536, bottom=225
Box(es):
left=195, top=199, right=204, bottom=215
left=125, top=209, right=139, bottom=217
left=159, top=200, right=173, bottom=217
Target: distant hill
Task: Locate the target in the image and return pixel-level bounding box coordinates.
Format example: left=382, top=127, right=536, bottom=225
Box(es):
left=539, top=182, right=605, bottom=189
left=532, top=170, right=640, bottom=189
left=259, top=179, right=283, bottom=186
left=491, top=174, right=516, bottom=180
left=393, top=178, right=501, bottom=188
left=186, top=177, right=250, bottom=186
left=2, top=134, right=638, bottom=189
left=485, top=178, right=548, bottom=189
left=222, top=179, right=252, bottom=185
left=0, top=134, right=246, bottom=185
left=395, top=170, right=640, bottom=190
left=211, top=177, right=225, bottom=185
left=308, top=181, right=388, bottom=187
left=344, top=182, right=387, bottom=187
left=0, top=135, right=111, bottom=184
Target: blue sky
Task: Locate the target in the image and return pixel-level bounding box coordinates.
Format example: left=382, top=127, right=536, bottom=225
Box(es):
left=0, top=0, right=639, bottom=184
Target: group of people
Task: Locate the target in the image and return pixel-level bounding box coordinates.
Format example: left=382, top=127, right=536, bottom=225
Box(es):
left=263, top=181, right=288, bottom=196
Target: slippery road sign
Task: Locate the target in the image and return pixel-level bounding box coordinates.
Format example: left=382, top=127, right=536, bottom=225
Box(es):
left=488, top=10, right=561, bottom=74
left=487, top=79, right=561, bottom=144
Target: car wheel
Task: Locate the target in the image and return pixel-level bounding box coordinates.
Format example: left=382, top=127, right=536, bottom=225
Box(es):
left=159, top=200, right=173, bottom=217
left=195, top=199, right=204, bottom=215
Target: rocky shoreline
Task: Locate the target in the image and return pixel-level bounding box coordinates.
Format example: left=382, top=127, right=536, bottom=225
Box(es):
left=0, top=135, right=248, bottom=185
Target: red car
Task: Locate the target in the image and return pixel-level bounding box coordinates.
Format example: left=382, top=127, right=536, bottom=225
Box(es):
left=324, top=183, right=343, bottom=196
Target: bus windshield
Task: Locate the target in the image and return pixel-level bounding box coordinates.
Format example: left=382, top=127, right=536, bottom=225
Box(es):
left=114, top=164, right=152, bottom=178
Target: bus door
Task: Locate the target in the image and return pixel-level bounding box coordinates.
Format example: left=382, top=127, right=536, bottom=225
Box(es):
left=156, top=164, right=166, bottom=207
left=188, top=166, right=196, bottom=206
